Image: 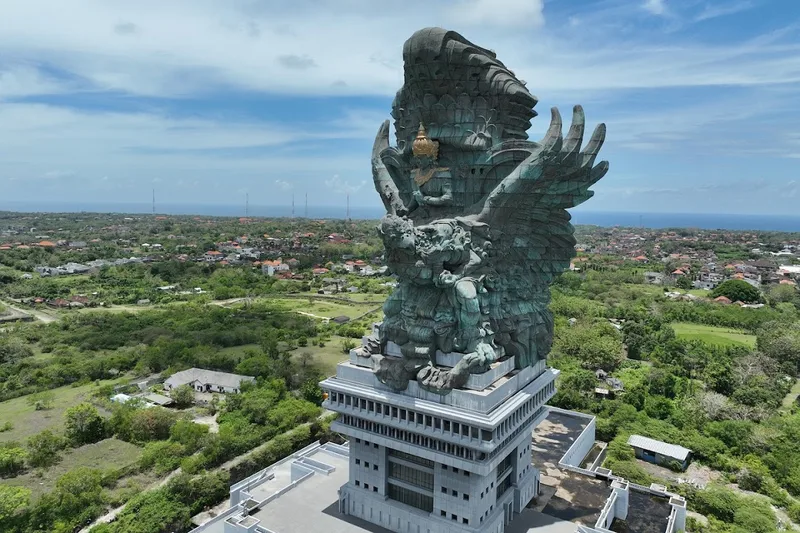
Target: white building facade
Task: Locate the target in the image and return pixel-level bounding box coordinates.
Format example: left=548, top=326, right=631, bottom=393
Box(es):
left=320, top=341, right=557, bottom=533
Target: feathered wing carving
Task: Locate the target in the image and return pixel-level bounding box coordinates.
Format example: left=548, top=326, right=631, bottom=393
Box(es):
left=467, top=105, right=608, bottom=283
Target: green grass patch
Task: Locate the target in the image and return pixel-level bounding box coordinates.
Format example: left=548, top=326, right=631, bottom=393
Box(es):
left=271, top=298, right=378, bottom=319
left=671, top=322, right=756, bottom=348
left=4, top=438, right=143, bottom=501
left=782, top=378, right=800, bottom=410
left=218, top=343, right=261, bottom=361
left=0, top=378, right=124, bottom=443
left=290, top=335, right=353, bottom=376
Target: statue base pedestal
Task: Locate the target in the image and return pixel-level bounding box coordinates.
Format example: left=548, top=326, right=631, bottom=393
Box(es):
left=321, top=344, right=558, bottom=533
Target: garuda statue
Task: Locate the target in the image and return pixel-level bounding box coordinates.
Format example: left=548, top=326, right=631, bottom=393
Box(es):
left=366, top=27, right=608, bottom=393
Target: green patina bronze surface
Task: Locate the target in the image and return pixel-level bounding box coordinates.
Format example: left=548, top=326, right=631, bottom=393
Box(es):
left=366, top=27, right=609, bottom=392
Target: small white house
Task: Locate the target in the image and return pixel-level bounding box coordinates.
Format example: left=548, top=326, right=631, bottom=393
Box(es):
left=164, top=368, right=255, bottom=394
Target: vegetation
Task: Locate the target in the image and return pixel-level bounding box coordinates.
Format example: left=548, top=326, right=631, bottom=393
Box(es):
left=712, top=279, right=762, bottom=303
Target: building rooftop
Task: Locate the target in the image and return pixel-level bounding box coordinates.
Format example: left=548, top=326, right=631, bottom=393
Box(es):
left=626, top=435, right=691, bottom=462
left=192, top=408, right=683, bottom=533
left=165, top=368, right=255, bottom=389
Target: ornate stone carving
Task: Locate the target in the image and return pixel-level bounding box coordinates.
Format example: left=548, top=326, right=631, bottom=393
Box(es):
left=370, top=27, right=609, bottom=393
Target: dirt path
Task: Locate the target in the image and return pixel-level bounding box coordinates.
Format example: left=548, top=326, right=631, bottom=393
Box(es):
left=0, top=300, right=58, bottom=323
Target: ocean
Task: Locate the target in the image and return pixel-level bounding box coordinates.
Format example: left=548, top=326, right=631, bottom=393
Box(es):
left=1, top=201, right=799, bottom=232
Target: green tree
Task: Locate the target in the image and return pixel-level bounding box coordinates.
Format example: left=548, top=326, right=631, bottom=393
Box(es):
left=169, top=420, right=209, bottom=453
left=711, top=279, right=761, bottom=303
left=26, top=429, right=65, bottom=468
left=0, top=485, right=30, bottom=523
left=26, top=390, right=56, bottom=411
left=0, top=445, right=26, bottom=476
left=170, top=384, right=195, bottom=408
left=64, top=403, right=106, bottom=445
left=676, top=276, right=693, bottom=290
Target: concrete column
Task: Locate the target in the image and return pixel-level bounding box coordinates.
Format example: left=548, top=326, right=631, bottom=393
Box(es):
left=611, top=480, right=629, bottom=521
left=670, top=495, right=687, bottom=532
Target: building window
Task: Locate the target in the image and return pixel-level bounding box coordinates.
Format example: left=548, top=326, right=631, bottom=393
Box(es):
left=451, top=514, right=457, bottom=521
left=355, top=459, right=360, bottom=465
left=365, top=462, right=370, bottom=468
left=452, top=490, right=457, bottom=497
left=453, top=467, right=458, bottom=474
left=364, top=484, right=369, bottom=490
left=373, top=464, right=378, bottom=471
left=463, top=518, right=469, bottom=525
left=387, top=483, right=433, bottom=513
left=442, top=464, right=447, bottom=470
left=441, top=487, right=447, bottom=493
left=463, top=494, right=469, bottom=501
left=374, top=443, right=378, bottom=449
left=373, top=486, right=378, bottom=492
left=389, top=449, right=433, bottom=468
left=355, top=480, right=360, bottom=486
left=389, top=461, right=434, bottom=491
left=441, top=510, right=446, bottom=517
left=465, top=471, right=470, bottom=477
left=355, top=438, right=360, bottom=443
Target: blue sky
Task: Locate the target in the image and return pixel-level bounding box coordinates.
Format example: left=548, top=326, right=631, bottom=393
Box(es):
left=0, top=0, right=799, bottom=215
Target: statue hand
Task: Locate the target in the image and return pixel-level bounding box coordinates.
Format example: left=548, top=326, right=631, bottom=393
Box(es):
left=436, top=270, right=457, bottom=288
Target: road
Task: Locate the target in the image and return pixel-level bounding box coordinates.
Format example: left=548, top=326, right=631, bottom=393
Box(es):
left=0, top=300, right=58, bottom=323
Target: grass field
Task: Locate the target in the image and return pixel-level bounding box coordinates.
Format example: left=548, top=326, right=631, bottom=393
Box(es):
left=290, top=335, right=354, bottom=376
left=0, top=379, right=123, bottom=443
left=671, top=322, right=756, bottom=348
left=4, top=438, right=143, bottom=501
left=271, top=298, right=379, bottom=319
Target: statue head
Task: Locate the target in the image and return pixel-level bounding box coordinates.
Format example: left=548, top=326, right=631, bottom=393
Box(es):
left=379, top=215, right=415, bottom=251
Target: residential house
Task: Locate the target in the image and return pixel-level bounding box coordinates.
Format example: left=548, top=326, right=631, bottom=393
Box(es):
left=164, top=368, right=255, bottom=394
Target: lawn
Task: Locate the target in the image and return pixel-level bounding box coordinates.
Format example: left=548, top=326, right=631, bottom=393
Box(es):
left=271, top=298, right=380, bottom=320
left=0, top=379, right=123, bottom=443
left=670, top=322, right=756, bottom=348
left=4, top=438, right=143, bottom=501
left=218, top=343, right=261, bottom=361
left=291, top=335, right=355, bottom=376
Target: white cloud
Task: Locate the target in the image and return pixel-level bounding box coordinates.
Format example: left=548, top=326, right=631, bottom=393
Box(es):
left=643, top=0, right=667, bottom=15
left=693, top=1, right=755, bottom=22
left=325, top=174, right=366, bottom=195
left=453, top=0, right=545, bottom=28
left=275, top=179, right=293, bottom=190
left=0, top=0, right=798, bottom=99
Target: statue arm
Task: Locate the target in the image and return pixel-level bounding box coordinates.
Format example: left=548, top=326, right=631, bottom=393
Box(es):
left=421, top=178, right=453, bottom=206
left=372, top=120, right=409, bottom=215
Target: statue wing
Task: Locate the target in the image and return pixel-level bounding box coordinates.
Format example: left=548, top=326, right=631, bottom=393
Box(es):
left=468, top=106, right=608, bottom=279
left=372, top=120, right=411, bottom=215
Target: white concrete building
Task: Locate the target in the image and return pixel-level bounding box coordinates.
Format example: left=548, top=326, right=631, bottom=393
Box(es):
left=164, top=368, right=255, bottom=394
left=318, top=340, right=556, bottom=533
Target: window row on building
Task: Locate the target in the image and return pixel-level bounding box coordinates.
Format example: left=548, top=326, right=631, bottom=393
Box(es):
left=439, top=485, right=470, bottom=501
left=354, top=479, right=379, bottom=493
left=387, top=482, right=433, bottom=513
left=441, top=464, right=470, bottom=477
left=354, top=458, right=379, bottom=471
left=439, top=509, right=469, bottom=525
left=488, top=405, right=547, bottom=460
left=337, top=414, right=484, bottom=461
left=388, top=460, right=434, bottom=492
left=495, top=381, right=555, bottom=442
left=328, top=391, right=492, bottom=442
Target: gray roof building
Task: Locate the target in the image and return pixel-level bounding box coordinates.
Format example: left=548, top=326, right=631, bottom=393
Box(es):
left=627, top=435, right=692, bottom=462
left=164, top=368, right=255, bottom=393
